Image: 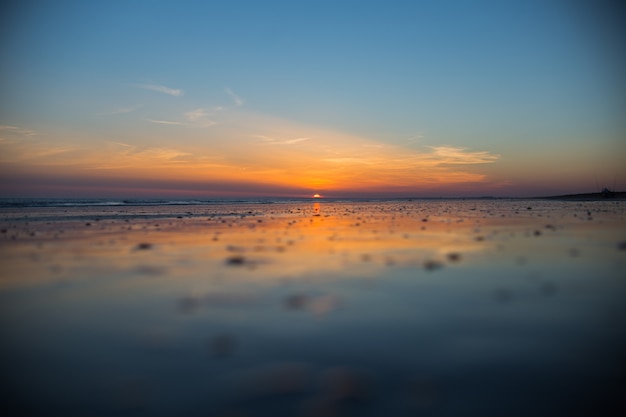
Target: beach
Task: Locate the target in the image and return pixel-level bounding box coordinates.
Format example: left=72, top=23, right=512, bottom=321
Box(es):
left=1, top=199, right=625, bottom=416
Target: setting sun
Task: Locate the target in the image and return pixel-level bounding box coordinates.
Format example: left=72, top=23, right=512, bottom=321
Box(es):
left=312, top=194, right=321, bottom=198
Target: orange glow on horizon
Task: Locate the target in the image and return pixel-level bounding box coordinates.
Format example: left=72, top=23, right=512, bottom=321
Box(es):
left=0, top=113, right=509, bottom=197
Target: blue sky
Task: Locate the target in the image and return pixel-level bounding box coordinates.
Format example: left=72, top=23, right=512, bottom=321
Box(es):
left=1, top=0, right=624, bottom=197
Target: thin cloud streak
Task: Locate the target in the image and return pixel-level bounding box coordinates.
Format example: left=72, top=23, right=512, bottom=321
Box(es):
left=146, top=118, right=183, bottom=125
left=283, top=137, right=310, bottom=145
left=135, top=83, right=183, bottom=96
left=145, top=110, right=217, bottom=128
left=0, top=125, right=38, bottom=137
left=430, top=146, right=500, bottom=165
left=323, top=157, right=373, bottom=164
left=225, top=88, right=244, bottom=106
left=257, top=135, right=310, bottom=145
left=184, top=108, right=216, bottom=127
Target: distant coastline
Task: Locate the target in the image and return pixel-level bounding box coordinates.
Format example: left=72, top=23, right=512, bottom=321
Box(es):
left=537, top=192, right=626, bottom=201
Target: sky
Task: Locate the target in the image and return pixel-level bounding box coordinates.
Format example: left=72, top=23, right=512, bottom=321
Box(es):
left=1, top=0, right=625, bottom=198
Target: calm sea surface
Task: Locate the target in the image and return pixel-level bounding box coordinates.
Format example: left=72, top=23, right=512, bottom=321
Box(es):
left=1, top=199, right=625, bottom=416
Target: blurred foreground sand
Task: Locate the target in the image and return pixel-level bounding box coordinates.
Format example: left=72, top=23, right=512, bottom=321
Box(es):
left=1, top=200, right=625, bottom=416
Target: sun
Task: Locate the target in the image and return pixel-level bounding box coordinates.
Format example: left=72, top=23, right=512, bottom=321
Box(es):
left=312, top=194, right=321, bottom=198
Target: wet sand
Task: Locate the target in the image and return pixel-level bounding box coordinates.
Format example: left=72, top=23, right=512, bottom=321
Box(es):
left=1, top=200, right=625, bottom=416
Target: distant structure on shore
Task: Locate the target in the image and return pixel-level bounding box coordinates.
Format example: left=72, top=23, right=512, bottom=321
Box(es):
left=601, top=187, right=615, bottom=198
left=595, top=177, right=617, bottom=198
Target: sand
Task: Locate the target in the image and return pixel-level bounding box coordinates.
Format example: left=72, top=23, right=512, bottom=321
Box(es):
left=1, top=199, right=625, bottom=416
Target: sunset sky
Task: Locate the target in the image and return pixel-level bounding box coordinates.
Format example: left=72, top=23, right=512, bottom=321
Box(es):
left=1, top=0, right=624, bottom=198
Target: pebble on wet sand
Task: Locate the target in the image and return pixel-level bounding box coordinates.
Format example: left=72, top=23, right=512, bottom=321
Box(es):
left=568, top=248, right=580, bottom=257
left=285, top=293, right=308, bottom=310
left=446, top=252, right=461, bottom=262
left=423, top=260, right=444, bottom=271
left=226, top=255, right=246, bottom=265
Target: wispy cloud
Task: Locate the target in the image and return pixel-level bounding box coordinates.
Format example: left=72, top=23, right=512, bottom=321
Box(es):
left=146, top=118, right=183, bottom=125
left=106, top=141, right=135, bottom=151
left=135, top=83, right=183, bottom=96
left=257, top=135, right=310, bottom=145
left=283, top=137, right=309, bottom=145
left=137, top=147, right=192, bottom=163
left=0, top=124, right=37, bottom=137
left=144, top=109, right=217, bottom=128
left=184, top=108, right=216, bottom=127
left=91, top=142, right=235, bottom=171
left=429, top=146, right=500, bottom=165
left=144, top=108, right=217, bottom=128
left=405, top=133, right=425, bottom=143
left=225, top=88, right=244, bottom=106
left=323, top=157, right=373, bottom=164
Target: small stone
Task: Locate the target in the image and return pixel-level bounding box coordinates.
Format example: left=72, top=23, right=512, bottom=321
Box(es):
left=446, top=252, right=461, bottom=262
left=285, top=294, right=308, bottom=310
left=226, top=255, right=246, bottom=265
left=568, top=248, right=580, bottom=257
left=423, top=260, right=443, bottom=271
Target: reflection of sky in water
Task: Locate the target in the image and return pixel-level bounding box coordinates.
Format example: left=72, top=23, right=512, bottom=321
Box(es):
left=1, top=201, right=625, bottom=416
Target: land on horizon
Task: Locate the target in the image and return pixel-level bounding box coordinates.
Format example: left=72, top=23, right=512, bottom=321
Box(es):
left=538, top=191, right=626, bottom=201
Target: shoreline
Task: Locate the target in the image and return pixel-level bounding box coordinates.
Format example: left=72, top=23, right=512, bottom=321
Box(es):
left=1, top=192, right=625, bottom=209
